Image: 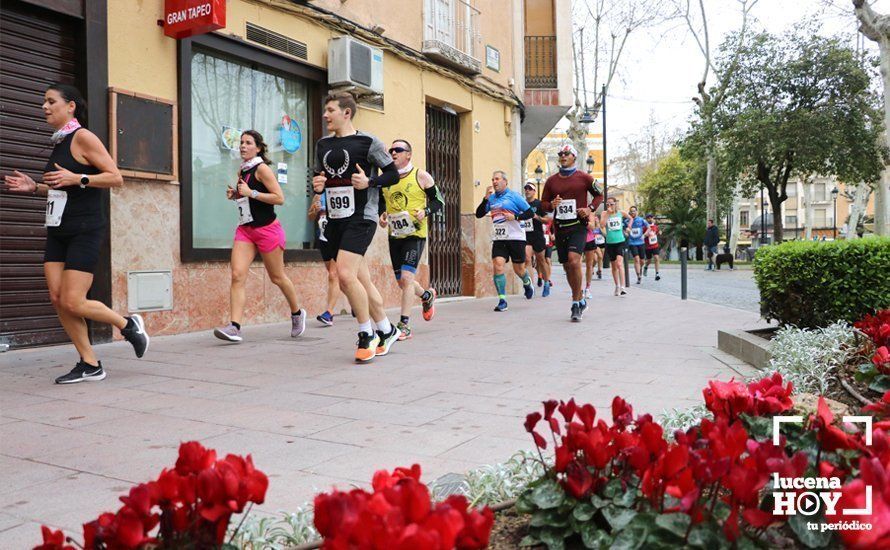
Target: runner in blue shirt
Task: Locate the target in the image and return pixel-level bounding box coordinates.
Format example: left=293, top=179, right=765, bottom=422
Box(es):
left=475, top=171, right=536, bottom=312
left=623, top=205, right=649, bottom=285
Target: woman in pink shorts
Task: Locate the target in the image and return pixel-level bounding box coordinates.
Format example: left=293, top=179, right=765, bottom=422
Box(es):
left=213, top=130, right=306, bottom=343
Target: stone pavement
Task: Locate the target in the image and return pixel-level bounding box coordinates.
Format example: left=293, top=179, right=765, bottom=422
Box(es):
left=637, top=264, right=761, bottom=313
left=0, top=275, right=768, bottom=546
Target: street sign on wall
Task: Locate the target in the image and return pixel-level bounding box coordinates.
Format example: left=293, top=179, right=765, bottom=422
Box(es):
left=163, top=0, right=225, bottom=40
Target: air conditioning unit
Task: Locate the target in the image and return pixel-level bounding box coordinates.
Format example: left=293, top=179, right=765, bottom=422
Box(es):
left=328, top=36, right=384, bottom=95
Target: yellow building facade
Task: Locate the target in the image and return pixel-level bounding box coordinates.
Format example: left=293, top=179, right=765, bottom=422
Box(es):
left=0, top=0, right=538, bottom=346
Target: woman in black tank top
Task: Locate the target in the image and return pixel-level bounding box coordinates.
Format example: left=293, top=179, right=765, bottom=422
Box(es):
left=3, top=84, right=150, bottom=384
left=212, top=130, right=306, bottom=343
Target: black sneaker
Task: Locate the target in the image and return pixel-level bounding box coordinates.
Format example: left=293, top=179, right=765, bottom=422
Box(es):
left=355, top=331, right=380, bottom=363
left=55, top=361, right=105, bottom=384
left=571, top=303, right=582, bottom=322
left=121, top=314, right=149, bottom=358
left=375, top=325, right=401, bottom=356
left=537, top=277, right=543, bottom=287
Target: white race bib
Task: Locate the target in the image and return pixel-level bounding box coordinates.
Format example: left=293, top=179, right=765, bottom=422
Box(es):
left=647, top=233, right=658, bottom=245
left=492, top=224, right=510, bottom=241
left=45, top=190, right=67, bottom=227
left=631, top=227, right=642, bottom=238
left=326, top=186, right=355, bottom=219
left=555, top=199, right=576, bottom=220
left=389, top=211, right=415, bottom=238
left=595, top=233, right=605, bottom=245
left=318, top=214, right=328, bottom=242
left=520, top=219, right=534, bottom=232
left=235, top=197, right=254, bottom=225
left=608, top=217, right=622, bottom=231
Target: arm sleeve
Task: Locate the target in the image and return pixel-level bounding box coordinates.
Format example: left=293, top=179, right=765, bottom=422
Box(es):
left=517, top=207, right=535, bottom=220
left=587, top=175, right=603, bottom=210
left=319, top=191, right=327, bottom=212
left=367, top=136, right=400, bottom=188
left=475, top=197, right=490, bottom=218
left=424, top=185, right=444, bottom=214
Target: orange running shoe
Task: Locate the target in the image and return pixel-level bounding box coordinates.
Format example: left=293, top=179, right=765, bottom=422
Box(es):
left=355, top=332, right=379, bottom=363
left=421, top=288, right=437, bottom=321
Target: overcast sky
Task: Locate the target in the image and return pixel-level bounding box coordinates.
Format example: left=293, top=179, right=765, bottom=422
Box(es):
left=575, top=0, right=884, bottom=158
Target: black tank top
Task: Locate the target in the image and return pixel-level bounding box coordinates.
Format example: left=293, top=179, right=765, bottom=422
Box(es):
left=44, top=128, right=104, bottom=230
left=240, top=164, right=276, bottom=228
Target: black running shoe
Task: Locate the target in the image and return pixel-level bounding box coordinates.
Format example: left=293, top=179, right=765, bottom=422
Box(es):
left=121, top=314, right=149, bottom=358
left=55, top=361, right=105, bottom=384
left=537, top=277, right=543, bottom=287
left=571, top=303, right=582, bottom=322
left=375, top=325, right=401, bottom=356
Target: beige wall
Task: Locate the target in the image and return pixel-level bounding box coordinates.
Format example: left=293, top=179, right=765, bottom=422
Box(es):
left=106, top=0, right=518, bottom=335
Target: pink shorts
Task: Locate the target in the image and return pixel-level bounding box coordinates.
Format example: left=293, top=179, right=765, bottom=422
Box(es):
left=234, top=219, right=286, bottom=253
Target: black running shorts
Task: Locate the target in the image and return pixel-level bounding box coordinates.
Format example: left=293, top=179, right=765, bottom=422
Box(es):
left=605, top=241, right=626, bottom=262
left=526, top=232, right=546, bottom=253
left=492, top=240, right=526, bottom=263
left=645, top=247, right=660, bottom=259
left=584, top=240, right=599, bottom=252
left=555, top=226, right=587, bottom=264
left=628, top=244, right=646, bottom=258
left=44, top=223, right=105, bottom=274
left=319, top=219, right=377, bottom=259
left=389, top=236, right=425, bottom=279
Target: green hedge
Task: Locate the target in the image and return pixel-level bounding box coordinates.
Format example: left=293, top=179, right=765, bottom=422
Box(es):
left=753, top=237, right=890, bottom=328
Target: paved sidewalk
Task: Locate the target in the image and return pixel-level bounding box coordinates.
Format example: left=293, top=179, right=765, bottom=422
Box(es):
left=632, top=264, right=761, bottom=313
left=0, top=276, right=767, bottom=546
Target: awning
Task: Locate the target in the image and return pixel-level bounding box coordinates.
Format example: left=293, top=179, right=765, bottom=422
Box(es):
left=521, top=104, right=571, bottom=159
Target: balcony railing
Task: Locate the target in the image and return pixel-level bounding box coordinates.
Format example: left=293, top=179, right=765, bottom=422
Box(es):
left=526, top=35, right=557, bottom=88
left=423, top=0, right=482, bottom=74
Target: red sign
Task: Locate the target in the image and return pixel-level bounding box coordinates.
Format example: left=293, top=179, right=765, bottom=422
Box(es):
left=163, top=0, right=225, bottom=40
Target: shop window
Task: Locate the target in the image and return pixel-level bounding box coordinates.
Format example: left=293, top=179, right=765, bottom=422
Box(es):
left=189, top=49, right=311, bottom=250
left=740, top=210, right=749, bottom=227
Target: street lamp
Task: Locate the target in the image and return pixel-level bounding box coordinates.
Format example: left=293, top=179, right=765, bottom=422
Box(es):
left=585, top=155, right=594, bottom=174
left=534, top=164, right=543, bottom=196
left=831, top=186, right=839, bottom=240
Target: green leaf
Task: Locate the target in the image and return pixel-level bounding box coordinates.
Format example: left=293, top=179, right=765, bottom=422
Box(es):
left=602, top=505, right=637, bottom=531
left=574, top=502, right=596, bottom=522
left=538, top=527, right=567, bottom=550
left=520, top=534, right=542, bottom=547
left=610, top=522, right=649, bottom=550
left=602, top=479, right=623, bottom=499
left=870, top=375, right=890, bottom=393
left=530, top=479, right=566, bottom=510
left=688, top=525, right=722, bottom=549
left=855, top=363, right=879, bottom=383
left=614, top=487, right=637, bottom=508
left=515, top=493, right=537, bottom=514
left=580, top=523, right=612, bottom=549
left=591, top=494, right=610, bottom=509
left=654, top=513, right=691, bottom=538
left=788, top=513, right=834, bottom=549
left=530, top=509, right=569, bottom=529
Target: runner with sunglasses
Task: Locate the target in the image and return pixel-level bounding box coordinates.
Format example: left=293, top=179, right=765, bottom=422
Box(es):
left=523, top=183, right=551, bottom=298
left=540, top=144, right=603, bottom=321
left=379, top=139, right=442, bottom=340
left=600, top=197, right=631, bottom=296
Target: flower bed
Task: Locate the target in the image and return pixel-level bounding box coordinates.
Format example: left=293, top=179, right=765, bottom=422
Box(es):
left=508, top=373, right=889, bottom=549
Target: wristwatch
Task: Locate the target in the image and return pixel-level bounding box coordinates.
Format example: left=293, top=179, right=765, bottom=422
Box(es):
left=250, top=189, right=259, bottom=199
left=79, top=174, right=89, bottom=188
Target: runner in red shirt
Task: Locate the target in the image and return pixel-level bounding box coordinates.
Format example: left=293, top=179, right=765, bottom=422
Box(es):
left=540, top=144, right=603, bottom=322
left=644, top=213, right=661, bottom=281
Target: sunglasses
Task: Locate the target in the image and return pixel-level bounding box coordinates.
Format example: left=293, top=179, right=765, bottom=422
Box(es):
left=389, top=147, right=409, bottom=154
left=557, top=151, right=573, bottom=157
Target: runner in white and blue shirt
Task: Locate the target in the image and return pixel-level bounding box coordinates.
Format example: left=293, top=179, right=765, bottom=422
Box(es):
left=475, top=170, right=536, bottom=312
left=623, top=205, right=650, bottom=285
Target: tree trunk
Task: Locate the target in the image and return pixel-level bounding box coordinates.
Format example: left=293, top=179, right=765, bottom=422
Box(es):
left=729, top=180, right=742, bottom=254
left=771, top=193, right=785, bottom=243
left=706, top=152, right=718, bottom=225
left=566, top=108, right=590, bottom=171
left=845, top=183, right=873, bottom=239
left=877, top=45, right=890, bottom=235
left=695, top=244, right=703, bottom=260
